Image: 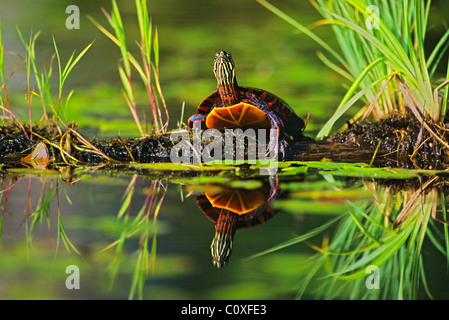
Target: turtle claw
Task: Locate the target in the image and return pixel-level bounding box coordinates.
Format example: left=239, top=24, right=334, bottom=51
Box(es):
left=263, top=111, right=288, bottom=161
left=278, top=139, right=287, bottom=160
left=271, top=140, right=287, bottom=161
left=266, top=129, right=287, bottom=161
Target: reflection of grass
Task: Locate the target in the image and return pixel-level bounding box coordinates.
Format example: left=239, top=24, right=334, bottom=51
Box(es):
left=250, top=176, right=449, bottom=299
left=0, top=176, right=80, bottom=257
left=2, top=167, right=449, bottom=299
left=0, top=173, right=168, bottom=299
left=27, top=178, right=80, bottom=257
left=101, top=177, right=168, bottom=300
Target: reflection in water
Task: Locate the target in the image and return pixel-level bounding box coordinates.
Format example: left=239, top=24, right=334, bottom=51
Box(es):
left=0, top=172, right=168, bottom=299
left=273, top=176, right=449, bottom=299
left=103, top=176, right=168, bottom=299
left=195, top=176, right=280, bottom=268
left=1, top=169, right=449, bottom=299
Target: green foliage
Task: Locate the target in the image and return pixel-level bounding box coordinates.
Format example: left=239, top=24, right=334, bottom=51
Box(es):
left=53, top=36, right=93, bottom=119
left=0, top=20, right=29, bottom=136
left=259, top=0, right=449, bottom=138
left=16, top=27, right=92, bottom=128
left=90, top=0, right=169, bottom=136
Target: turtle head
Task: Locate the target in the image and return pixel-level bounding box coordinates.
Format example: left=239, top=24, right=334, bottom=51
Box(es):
left=213, top=51, right=237, bottom=87
left=211, top=232, right=233, bottom=268
left=210, top=209, right=237, bottom=268
left=213, top=51, right=239, bottom=106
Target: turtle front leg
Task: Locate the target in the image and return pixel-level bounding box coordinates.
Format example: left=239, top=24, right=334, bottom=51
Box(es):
left=187, top=114, right=207, bottom=129
left=265, top=111, right=287, bottom=160
left=266, top=174, right=280, bottom=202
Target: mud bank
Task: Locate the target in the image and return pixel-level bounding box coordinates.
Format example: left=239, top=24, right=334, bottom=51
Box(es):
left=0, top=113, right=447, bottom=170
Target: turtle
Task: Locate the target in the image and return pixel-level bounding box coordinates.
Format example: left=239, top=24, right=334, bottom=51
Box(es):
left=188, top=50, right=305, bottom=158
left=196, top=177, right=280, bottom=268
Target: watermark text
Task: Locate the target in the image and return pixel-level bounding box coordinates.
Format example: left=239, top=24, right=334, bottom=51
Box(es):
left=365, top=265, right=380, bottom=290
left=66, top=5, right=80, bottom=30
left=65, top=265, right=80, bottom=289
left=170, top=123, right=278, bottom=173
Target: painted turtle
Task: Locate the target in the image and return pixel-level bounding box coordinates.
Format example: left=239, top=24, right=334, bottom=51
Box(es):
left=196, top=177, right=280, bottom=268
left=188, top=51, right=305, bottom=158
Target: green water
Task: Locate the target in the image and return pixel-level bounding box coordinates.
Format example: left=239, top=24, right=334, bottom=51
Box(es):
left=1, top=167, right=449, bottom=300
left=0, top=173, right=313, bottom=299
left=0, top=0, right=449, bottom=301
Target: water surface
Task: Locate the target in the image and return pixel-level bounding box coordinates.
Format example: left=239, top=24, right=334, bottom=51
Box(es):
left=0, top=0, right=449, bottom=300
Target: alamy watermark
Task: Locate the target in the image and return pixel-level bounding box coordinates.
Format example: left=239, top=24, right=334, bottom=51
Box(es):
left=66, top=5, right=80, bottom=30
left=170, top=122, right=279, bottom=173
left=366, top=5, right=380, bottom=30
left=365, top=265, right=380, bottom=290
left=65, top=265, right=80, bottom=290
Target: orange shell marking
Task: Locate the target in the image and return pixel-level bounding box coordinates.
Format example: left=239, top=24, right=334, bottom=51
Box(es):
left=205, top=102, right=270, bottom=130
left=205, top=186, right=266, bottom=215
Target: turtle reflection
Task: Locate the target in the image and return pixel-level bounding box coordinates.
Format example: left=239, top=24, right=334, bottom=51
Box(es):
left=196, top=177, right=280, bottom=268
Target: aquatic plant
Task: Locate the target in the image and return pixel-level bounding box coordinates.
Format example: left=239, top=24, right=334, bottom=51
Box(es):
left=258, top=0, right=449, bottom=140
left=90, top=0, right=169, bottom=136
left=0, top=20, right=29, bottom=138
left=16, top=28, right=92, bottom=133
left=1, top=2, right=166, bottom=167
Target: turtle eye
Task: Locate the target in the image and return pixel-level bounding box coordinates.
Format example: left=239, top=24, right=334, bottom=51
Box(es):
left=226, top=52, right=232, bottom=59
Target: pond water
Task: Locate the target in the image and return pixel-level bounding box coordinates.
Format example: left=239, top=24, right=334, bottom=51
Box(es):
left=1, top=166, right=449, bottom=300
left=1, top=171, right=313, bottom=299
left=0, top=0, right=449, bottom=301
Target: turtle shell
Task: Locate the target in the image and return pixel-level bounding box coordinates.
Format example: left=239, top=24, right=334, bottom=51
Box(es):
left=205, top=102, right=271, bottom=130
left=195, top=87, right=305, bottom=140
left=197, top=181, right=279, bottom=267
left=197, top=184, right=277, bottom=229
left=205, top=182, right=268, bottom=215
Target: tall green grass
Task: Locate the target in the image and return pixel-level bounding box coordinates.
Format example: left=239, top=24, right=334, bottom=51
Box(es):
left=0, top=10, right=92, bottom=140
left=258, top=0, right=449, bottom=139
left=0, top=19, right=29, bottom=138
left=1, top=18, right=113, bottom=163
left=90, top=0, right=169, bottom=136
left=15, top=28, right=92, bottom=132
